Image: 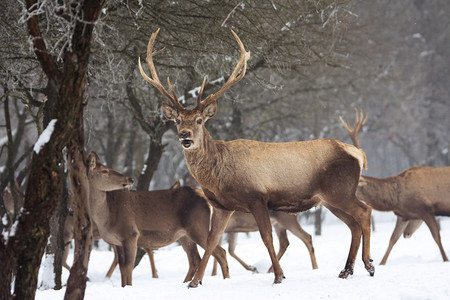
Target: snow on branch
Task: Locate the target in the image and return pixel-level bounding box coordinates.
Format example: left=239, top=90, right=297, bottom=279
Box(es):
left=33, top=119, right=57, bottom=154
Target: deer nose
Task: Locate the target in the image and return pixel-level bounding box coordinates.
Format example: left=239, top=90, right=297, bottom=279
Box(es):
left=128, top=177, right=134, bottom=184
left=179, top=132, right=190, bottom=140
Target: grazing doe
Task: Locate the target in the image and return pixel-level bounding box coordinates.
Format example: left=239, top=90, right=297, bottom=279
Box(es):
left=139, top=28, right=374, bottom=287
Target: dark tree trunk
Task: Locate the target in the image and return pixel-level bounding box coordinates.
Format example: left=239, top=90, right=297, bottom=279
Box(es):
left=0, top=1, right=105, bottom=299
left=64, top=143, right=93, bottom=300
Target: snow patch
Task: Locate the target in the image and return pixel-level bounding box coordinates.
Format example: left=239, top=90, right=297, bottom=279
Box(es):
left=34, top=119, right=57, bottom=154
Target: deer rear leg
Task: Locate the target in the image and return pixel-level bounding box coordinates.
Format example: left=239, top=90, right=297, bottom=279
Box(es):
left=227, top=232, right=258, bottom=273
left=188, top=207, right=233, bottom=288
left=251, top=203, right=284, bottom=284
left=403, top=219, right=423, bottom=239
left=106, top=245, right=119, bottom=278
left=423, top=214, right=449, bottom=262
left=146, top=249, right=158, bottom=278
left=271, top=214, right=318, bottom=270
left=380, top=216, right=409, bottom=265
left=62, top=242, right=71, bottom=272
left=178, top=236, right=201, bottom=283
left=324, top=201, right=374, bottom=278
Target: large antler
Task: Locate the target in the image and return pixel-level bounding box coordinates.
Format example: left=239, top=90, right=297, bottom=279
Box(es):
left=138, top=28, right=184, bottom=111
left=196, top=30, right=250, bottom=110
left=339, top=108, right=368, bottom=149
left=139, top=29, right=250, bottom=111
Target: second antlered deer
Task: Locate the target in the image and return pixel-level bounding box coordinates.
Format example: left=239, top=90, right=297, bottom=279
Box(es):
left=139, top=28, right=375, bottom=287
left=84, top=151, right=229, bottom=287
left=340, top=109, right=450, bottom=264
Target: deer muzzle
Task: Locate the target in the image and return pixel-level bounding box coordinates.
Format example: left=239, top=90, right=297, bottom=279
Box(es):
left=179, top=131, right=193, bottom=149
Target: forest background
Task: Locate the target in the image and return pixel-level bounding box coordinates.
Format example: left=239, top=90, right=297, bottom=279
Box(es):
left=0, top=1, right=448, bottom=299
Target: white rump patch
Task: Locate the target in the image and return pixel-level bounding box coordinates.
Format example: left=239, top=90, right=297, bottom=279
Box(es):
left=343, top=145, right=366, bottom=173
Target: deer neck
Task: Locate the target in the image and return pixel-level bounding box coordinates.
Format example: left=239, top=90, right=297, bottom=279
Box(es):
left=357, top=175, right=399, bottom=211
left=183, top=129, right=224, bottom=191
left=89, top=187, right=110, bottom=224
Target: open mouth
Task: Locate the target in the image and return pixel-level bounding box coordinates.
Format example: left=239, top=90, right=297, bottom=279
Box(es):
left=181, top=139, right=193, bottom=149
left=123, top=183, right=133, bottom=190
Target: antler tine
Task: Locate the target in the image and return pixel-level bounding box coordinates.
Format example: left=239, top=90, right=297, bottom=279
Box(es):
left=338, top=115, right=353, bottom=133
left=198, top=30, right=250, bottom=109
left=196, top=77, right=207, bottom=106
left=339, top=108, right=368, bottom=149
left=138, top=28, right=184, bottom=110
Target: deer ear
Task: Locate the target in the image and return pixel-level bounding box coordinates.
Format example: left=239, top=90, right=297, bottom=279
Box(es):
left=87, top=152, right=98, bottom=170
left=161, top=102, right=178, bottom=121
left=202, top=100, right=217, bottom=120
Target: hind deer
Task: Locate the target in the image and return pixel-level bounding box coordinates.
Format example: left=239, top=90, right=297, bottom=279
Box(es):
left=80, top=151, right=229, bottom=287
left=139, top=28, right=374, bottom=287
left=340, top=109, right=450, bottom=264
left=211, top=210, right=318, bottom=275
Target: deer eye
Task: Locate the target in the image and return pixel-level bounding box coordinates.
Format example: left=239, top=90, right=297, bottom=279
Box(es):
left=176, top=119, right=181, bottom=125
left=197, top=119, right=202, bottom=125
left=101, top=170, right=108, bottom=174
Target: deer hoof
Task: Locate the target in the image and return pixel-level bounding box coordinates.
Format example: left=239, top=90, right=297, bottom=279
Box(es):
left=273, top=273, right=285, bottom=284
left=250, top=266, right=259, bottom=274
left=188, top=280, right=202, bottom=288
left=338, top=268, right=353, bottom=279
left=366, top=259, right=375, bottom=277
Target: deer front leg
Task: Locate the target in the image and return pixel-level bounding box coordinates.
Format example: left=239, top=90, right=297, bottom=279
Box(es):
left=188, top=207, right=233, bottom=288
left=117, top=238, right=138, bottom=287
left=251, top=204, right=285, bottom=284
left=380, top=216, right=409, bottom=265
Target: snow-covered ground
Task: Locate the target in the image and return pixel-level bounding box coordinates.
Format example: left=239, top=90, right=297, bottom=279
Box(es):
left=36, top=212, right=450, bottom=300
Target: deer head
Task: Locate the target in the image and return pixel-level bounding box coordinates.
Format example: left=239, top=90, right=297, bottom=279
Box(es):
left=138, top=28, right=250, bottom=150
left=87, top=152, right=134, bottom=191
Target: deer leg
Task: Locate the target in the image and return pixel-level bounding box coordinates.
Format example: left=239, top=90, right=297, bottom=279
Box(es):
left=62, top=242, right=71, bottom=271
left=380, top=216, right=409, bottom=265
left=106, top=245, right=119, bottom=278
left=117, top=239, right=138, bottom=287
left=422, top=214, right=449, bottom=262
left=116, top=245, right=127, bottom=286
left=227, top=232, right=258, bottom=273
left=188, top=207, right=233, bottom=288
left=178, top=236, right=201, bottom=283
left=251, top=203, right=285, bottom=284
left=403, top=219, right=423, bottom=238
left=211, top=234, right=223, bottom=276
left=272, top=215, right=318, bottom=270
left=146, top=249, right=158, bottom=278
left=267, top=226, right=288, bottom=273
left=323, top=201, right=374, bottom=278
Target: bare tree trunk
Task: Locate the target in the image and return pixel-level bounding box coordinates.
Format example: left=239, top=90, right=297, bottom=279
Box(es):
left=64, top=143, right=93, bottom=300
left=0, top=1, right=105, bottom=299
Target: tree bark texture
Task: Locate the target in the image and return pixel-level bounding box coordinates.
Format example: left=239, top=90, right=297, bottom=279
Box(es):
left=0, top=1, right=105, bottom=300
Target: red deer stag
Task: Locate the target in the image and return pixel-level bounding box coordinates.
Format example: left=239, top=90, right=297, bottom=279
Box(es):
left=340, top=109, right=450, bottom=264
left=138, top=28, right=374, bottom=287
left=211, top=210, right=318, bottom=275
left=85, top=151, right=229, bottom=287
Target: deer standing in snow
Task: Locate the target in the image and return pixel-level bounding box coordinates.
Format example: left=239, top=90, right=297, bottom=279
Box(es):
left=139, top=28, right=374, bottom=287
